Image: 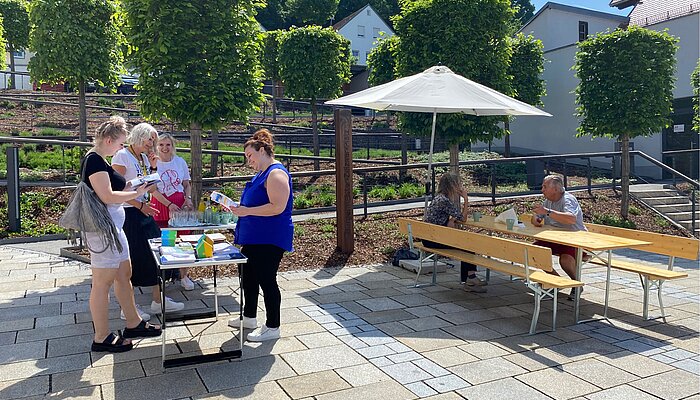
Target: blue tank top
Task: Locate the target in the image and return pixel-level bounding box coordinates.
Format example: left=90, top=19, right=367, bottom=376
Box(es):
left=234, top=163, right=294, bottom=252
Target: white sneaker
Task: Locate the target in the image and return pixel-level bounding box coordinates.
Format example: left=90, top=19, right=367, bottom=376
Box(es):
left=228, top=316, right=257, bottom=329
left=151, top=297, right=185, bottom=314
left=247, top=325, right=280, bottom=342
left=180, top=276, right=195, bottom=291
left=120, top=304, right=151, bottom=321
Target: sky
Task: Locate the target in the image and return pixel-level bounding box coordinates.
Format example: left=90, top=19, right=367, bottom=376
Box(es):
left=532, top=0, right=630, bottom=16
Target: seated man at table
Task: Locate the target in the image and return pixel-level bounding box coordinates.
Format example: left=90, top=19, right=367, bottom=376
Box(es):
left=531, top=175, right=588, bottom=297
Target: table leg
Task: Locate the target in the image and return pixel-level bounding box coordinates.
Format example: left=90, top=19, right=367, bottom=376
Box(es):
left=214, top=265, right=219, bottom=318
left=160, top=270, right=166, bottom=371
left=239, top=263, right=244, bottom=351
left=604, top=250, right=611, bottom=318
left=574, top=247, right=582, bottom=323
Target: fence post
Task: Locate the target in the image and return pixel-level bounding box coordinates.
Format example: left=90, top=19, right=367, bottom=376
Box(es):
left=362, top=173, right=368, bottom=218
left=587, top=158, right=592, bottom=195
left=692, top=189, right=697, bottom=237
left=6, top=146, right=20, bottom=232
left=335, top=108, right=354, bottom=253
left=490, top=164, right=496, bottom=204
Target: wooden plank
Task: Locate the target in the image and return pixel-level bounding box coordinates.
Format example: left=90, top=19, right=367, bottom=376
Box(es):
left=589, top=259, right=689, bottom=280
left=585, top=223, right=700, bottom=261
left=398, top=218, right=553, bottom=272
left=335, top=108, right=354, bottom=253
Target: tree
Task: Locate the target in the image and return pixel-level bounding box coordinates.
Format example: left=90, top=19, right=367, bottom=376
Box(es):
left=367, top=34, right=397, bottom=87
left=29, top=0, right=122, bottom=141
left=256, top=0, right=286, bottom=30
left=692, top=59, right=700, bottom=132
left=279, top=25, right=351, bottom=170
left=0, top=0, right=28, bottom=89
left=575, top=25, right=677, bottom=219
left=511, top=0, right=534, bottom=26
left=262, top=30, right=286, bottom=124
left=504, top=33, right=545, bottom=157
left=336, top=0, right=399, bottom=25
left=286, top=0, right=338, bottom=26
left=393, top=0, right=513, bottom=174
left=124, top=0, right=264, bottom=204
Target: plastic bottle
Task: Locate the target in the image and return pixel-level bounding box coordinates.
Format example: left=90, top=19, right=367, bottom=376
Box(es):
left=204, top=201, right=213, bottom=224
left=210, top=191, right=238, bottom=209
left=197, top=199, right=206, bottom=213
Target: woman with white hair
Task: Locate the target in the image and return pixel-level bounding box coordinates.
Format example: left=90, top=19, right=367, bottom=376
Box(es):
left=152, top=132, right=195, bottom=290
left=112, top=123, right=185, bottom=319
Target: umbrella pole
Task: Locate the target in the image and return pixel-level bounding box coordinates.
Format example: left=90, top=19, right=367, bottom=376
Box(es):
left=424, top=111, right=437, bottom=212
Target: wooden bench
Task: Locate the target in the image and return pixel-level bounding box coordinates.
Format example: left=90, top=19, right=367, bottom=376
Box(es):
left=397, top=218, right=583, bottom=334
left=584, top=223, right=699, bottom=321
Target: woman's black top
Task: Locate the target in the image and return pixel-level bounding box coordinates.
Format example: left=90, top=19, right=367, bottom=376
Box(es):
left=81, top=152, right=126, bottom=191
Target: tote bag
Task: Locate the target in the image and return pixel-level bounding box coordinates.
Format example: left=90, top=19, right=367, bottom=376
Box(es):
left=59, top=153, right=124, bottom=254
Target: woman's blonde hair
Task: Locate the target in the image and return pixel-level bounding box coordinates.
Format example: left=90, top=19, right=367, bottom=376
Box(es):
left=128, top=122, right=157, bottom=146
left=437, top=172, right=461, bottom=198
left=157, top=132, right=177, bottom=153
left=95, top=116, right=128, bottom=144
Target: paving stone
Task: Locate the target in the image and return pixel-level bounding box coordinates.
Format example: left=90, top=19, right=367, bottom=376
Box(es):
left=335, top=363, right=392, bottom=387
left=585, top=384, right=660, bottom=400
left=280, top=320, right=325, bottom=338
left=0, top=375, right=48, bottom=398
left=314, top=380, right=417, bottom=400
left=35, top=314, right=75, bottom=329
left=396, top=329, right=464, bottom=353
left=361, top=309, right=416, bottom=325
left=0, top=303, right=60, bottom=323
left=400, top=316, right=453, bottom=332
left=458, top=341, right=512, bottom=359
left=102, top=369, right=206, bottom=400
left=596, top=350, right=675, bottom=378
left=406, top=305, right=443, bottom=318
left=381, top=360, right=435, bottom=384
left=0, top=341, right=45, bottom=364
left=405, top=381, right=438, bottom=397
left=672, top=358, right=700, bottom=375
left=390, top=294, right=437, bottom=307
left=375, top=321, right=415, bottom=336
left=387, top=350, right=423, bottom=363
left=412, top=358, right=450, bottom=377
left=423, top=374, right=470, bottom=393
left=629, top=368, right=700, bottom=400
left=449, top=357, right=528, bottom=385
left=51, top=360, right=145, bottom=392
left=423, top=347, right=479, bottom=368
left=369, top=356, right=393, bottom=367
left=0, top=332, right=15, bottom=346
left=193, top=381, right=290, bottom=400
left=456, top=377, right=549, bottom=400
left=559, top=358, right=637, bottom=389
left=663, top=348, right=697, bottom=361
left=337, top=335, right=369, bottom=350
left=442, top=322, right=505, bottom=341
left=295, top=331, right=343, bottom=349
left=590, top=326, right=639, bottom=341
left=515, top=368, right=600, bottom=400
left=278, top=370, right=351, bottom=399
left=356, top=344, right=396, bottom=359
left=281, top=344, right=365, bottom=375
left=0, top=353, right=91, bottom=382
left=0, top=297, right=40, bottom=309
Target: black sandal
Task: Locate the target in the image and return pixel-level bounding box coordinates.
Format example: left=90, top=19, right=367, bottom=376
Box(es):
left=91, top=331, right=133, bottom=353
left=123, top=320, right=162, bottom=339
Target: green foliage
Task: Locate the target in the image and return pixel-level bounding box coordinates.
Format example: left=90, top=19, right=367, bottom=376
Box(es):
left=368, top=185, right=398, bottom=200
left=279, top=25, right=351, bottom=103
left=286, top=0, right=338, bottom=26
left=507, top=33, right=545, bottom=106
left=469, top=162, right=526, bottom=186
left=692, top=59, right=700, bottom=132
left=256, top=0, right=286, bottom=30
left=320, top=222, right=335, bottom=233
left=628, top=205, right=641, bottom=216
left=0, top=13, right=7, bottom=71
left=29, top=0, right=121, bottom=89
left=367, top=34, right=397, bottom=87
left=261, top=30, right=285, bottom=82
left=510, top=0, right=534, bottom=26
left=393, top=0, right=513, bottom=145
left=124, top=0, right=264, bottom=130
left=397, top=182, right=425, bottom=198
left=0, top=0, right=28, bottom=52
left=574, top=26, right=678, bottom=140
left=592, top=214, right=636, bottom=229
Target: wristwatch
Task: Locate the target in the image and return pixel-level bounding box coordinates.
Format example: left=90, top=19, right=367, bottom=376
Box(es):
left=186, top=195, right=192, bottom=199
left=546, top=208, right=551, bottom=217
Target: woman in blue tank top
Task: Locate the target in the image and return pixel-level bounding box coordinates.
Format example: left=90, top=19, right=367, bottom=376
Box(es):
left=229, top=129, right=293, bottom=342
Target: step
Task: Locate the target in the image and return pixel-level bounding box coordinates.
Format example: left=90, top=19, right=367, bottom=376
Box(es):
left=666, top=211, right=700, bottom=221
left=640, top=196, right=691, bottom=206
left=655, top=203, right=695, bottom=213
left=633, top=189, right=682, bottom=198
left=678, top=220, right=700, bottom=231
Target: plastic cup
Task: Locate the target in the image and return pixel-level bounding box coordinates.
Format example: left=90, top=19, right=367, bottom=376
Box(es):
left=506, top=218, right=515, bottom=230
left=472, top=212, right=482, bottom=222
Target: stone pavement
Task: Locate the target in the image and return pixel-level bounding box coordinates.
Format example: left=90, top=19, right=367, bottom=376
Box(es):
left=0, top=243, right=698, bottom=400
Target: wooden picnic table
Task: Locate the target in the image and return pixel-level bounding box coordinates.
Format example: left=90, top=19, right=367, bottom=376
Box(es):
left=461, top=215, right=651, bottom=323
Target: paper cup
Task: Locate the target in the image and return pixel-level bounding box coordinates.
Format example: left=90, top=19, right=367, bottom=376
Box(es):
left=506, top=218, right=515, bottom=230
left=472, top=212, right=482, bottom=222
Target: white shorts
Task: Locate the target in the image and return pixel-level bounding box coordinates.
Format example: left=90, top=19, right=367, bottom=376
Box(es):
left=84, top=204, right=130, bottom=269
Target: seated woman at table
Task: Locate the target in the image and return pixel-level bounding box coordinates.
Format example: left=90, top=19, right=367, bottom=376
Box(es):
left=423, top=172, right=487, bottom=292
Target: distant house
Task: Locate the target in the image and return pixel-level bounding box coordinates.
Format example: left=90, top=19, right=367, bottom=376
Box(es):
left=484, top=1, right=698, bottom=179
left=333, top=4, right=394, bottom=94
left=2, top=49, right=34, bottom=90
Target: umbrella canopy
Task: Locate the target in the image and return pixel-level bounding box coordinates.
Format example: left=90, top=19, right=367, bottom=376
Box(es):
left=325, top=65, right=551, bottom=210
left=325, top=65, right=552, bottom=116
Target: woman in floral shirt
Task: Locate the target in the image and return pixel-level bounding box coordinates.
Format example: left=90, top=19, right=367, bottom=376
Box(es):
left=423, top=173, right=487, bottom=292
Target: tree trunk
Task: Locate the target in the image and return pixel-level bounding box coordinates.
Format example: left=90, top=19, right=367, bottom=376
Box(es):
left=190, top=123, right=203, bottom=206
left=78, top=80, right=87, bottom=142
left=210, top=127, right=219, bottom=176
left=504, top=120, right=511, bottom=158
left=311, top=99, right=319, bottom=170
left=620, top=134, right=630, bottom=219
left=271, top=79, right=277, bottom=124
left=8, top=48, right=15, bottom=90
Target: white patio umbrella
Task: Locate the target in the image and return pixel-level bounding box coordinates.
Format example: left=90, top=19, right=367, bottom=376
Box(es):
left=325, top=65, right=552, bottom=209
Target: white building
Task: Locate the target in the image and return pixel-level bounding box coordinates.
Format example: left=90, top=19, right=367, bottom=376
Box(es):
left=484, top=1, right=699, bottom=179
left=2, top=49, right=34, bottom=90
left=334, top=4, right=394, bottom=93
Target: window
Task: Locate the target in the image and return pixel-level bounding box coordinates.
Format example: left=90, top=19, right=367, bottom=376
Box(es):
left=373, top=27, right=380, bottom=38
left=367, top=9, right=371, bottom=16
left=365, top=51, right=371, bottom=62
left=358, top=25, right=365, bottom=37
left=578, top=21, right=588, bottom=41
left=352, top=50, right=359, bottom=59
left=12, top=50, right=24, bottom=59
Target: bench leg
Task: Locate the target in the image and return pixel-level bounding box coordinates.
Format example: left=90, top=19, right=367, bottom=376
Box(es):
left=527, top=284, right=557, bottom=335
left=656, top=280, right=667, bottom=323
left=431, top=255, right=437, bottom=285
left=529, top=287, right=541, bottom=335
left=642, top=275, right=650, bottom=320
left=412, top=250, right=437, bottom=288
left=552, top=289, right=558, bottom=332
